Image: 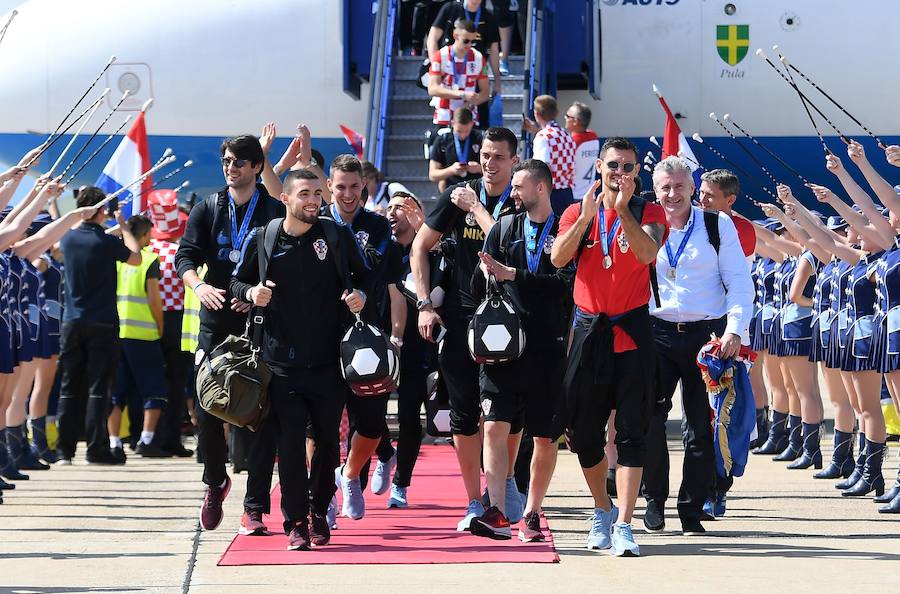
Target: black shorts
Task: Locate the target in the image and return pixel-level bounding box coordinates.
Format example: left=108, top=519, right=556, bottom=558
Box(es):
left=112, top=338, right=167, bottom=409
left=479, top=350, right=565, bottom=439
left=438, top=315, right=481, bottom=436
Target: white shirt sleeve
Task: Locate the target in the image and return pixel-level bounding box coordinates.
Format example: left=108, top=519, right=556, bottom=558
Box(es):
left=716, top=213, right=756, bottom=339
left=533, top=131, right=550, bottom=164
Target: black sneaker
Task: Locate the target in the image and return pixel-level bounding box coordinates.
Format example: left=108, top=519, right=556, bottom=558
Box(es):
left=0, top=476, right=15, bottom=490
left=309, top=513, right=331, bottom=546
left=681, top=518, right=706, bottom=536
left=110, top=447, right=127, bottom=465
left=287, top=522, right=311, bottom=551
left=86, top=450, right=124, bottom=465
left=643, top=499, right=665, bottom=532
left=166, top=445, right=194, bottom=458
left=518, top=510, right=545, bottom=542
left=135, top=442, right=173, bottom=458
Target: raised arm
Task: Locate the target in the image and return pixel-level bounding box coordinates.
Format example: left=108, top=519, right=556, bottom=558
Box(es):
left=614, top=176, right=664, bottom=265
left=847, top=140, right=900, bottom=214
left=806, top=183, right=890, bottom=251
left=825, top=152, right=894, bottom=248
left=12, top=205, right=93, bottom=261
left=551, top=180, right=601, bottom=267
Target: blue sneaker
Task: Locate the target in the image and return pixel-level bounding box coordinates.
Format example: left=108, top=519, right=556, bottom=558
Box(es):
left=340, top=471, right=366, bottom=520
left=586, top=503, right=619, bottom=550
left=371, top=452, right=396, bottom=495
left=499, top=59, right=510, bottom=76
left=505, top=477, right=525, bottom=523
left=610, top=522, right=640, bottom=557
left=457, top=499, right=485, bottom=532
left=327, top=495, right=338, bottom=529
left=713, top=493, right=726, bottom=517
left=387, top=484, right=408, bottom=509
left=702, top=498, right=715, bottom=519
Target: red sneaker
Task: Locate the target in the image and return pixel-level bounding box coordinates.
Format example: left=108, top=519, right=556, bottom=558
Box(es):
left=310, top=513, right=331, bottom=546
left=471, top=505, right=512, bottom=540
left=199, top=475, right=231, bottom=530
left=239, top=508, right=268, bottom=535
left=518, top=511, right=545, bottom=542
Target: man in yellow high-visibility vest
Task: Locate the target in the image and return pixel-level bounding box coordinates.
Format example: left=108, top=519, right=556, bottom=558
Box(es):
left=107, top=215, right=169, bottom=461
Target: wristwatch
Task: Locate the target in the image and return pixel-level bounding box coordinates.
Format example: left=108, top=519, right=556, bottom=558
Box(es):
left=416, top=297, right=432, bottom=311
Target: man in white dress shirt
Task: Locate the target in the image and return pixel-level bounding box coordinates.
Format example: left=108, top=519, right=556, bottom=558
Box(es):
left=641, top=157, right=754, bottom=536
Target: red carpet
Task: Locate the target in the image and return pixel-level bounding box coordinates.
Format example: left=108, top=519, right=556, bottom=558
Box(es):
left=218, top=445, right=559, bottom=565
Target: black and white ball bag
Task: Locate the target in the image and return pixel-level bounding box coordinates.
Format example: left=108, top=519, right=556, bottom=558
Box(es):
left=340, top=314, right=400, bottom=396
left=467, top=276, right=526, bottom=365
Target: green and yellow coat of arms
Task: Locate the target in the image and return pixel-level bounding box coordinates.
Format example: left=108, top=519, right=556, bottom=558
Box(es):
left=716, top=24, right=749, bottom=66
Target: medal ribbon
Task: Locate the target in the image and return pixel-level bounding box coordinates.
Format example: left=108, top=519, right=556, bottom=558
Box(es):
left=453, top=132, right=471, bottom=165
left=525, top=213, right=555, bottom=273
left=480, top=183, right=512, bottom=220
left=598, top=209, right=621, bottom=265
left=453, top=46, right=471, bottom=91
left=664, top=212, right=695, bottom=272
left=228, top=188, right=259, bottom=251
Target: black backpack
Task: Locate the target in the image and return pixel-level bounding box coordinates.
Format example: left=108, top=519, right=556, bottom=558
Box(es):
left=467, top=275, right=527, bottom=365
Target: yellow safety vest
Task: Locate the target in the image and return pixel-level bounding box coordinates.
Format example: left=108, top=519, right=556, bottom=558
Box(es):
left=181, top=265, right=205, bottom=352
left=116, top=248, right=161, bottom=341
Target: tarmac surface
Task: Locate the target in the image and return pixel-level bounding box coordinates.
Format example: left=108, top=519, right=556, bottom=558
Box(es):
left=1, top=434, right=897, bottom=594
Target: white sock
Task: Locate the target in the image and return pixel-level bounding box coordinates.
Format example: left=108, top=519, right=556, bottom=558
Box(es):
left=110, top=436, right=123, bottom=449
left=140, top=431, right=154, bottom=445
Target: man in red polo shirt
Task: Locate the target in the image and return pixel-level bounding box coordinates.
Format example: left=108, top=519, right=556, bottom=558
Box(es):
left=551, top=137, right=667, bottom=557
left=697, top=169, right=756, bottom=259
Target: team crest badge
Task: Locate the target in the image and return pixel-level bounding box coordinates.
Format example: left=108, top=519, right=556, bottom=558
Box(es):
left=465, top=212, right=477, bottom=227
left=617, top=231, right=630, bottom=253
left=313, top=239, right=328, bottom=261
left=544, top=235, right=555, bottom=255
left=355, top=230, right=370, bottom=248
left=716, top=24, right=750, bottom=66
left=481, top=398, right=492, bottom=416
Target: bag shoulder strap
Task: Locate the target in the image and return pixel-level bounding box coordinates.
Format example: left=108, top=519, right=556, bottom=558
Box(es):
left=320, top=218, right=353, bottom=292
left=497, top=213, right=517, bottom=259
left=259, top=218, right=283, bottom=282
left=703, top=209, right=720, bottom=254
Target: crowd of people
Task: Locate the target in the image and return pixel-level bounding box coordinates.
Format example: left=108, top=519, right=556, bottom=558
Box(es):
left=2, top=89, right=899, bottom=558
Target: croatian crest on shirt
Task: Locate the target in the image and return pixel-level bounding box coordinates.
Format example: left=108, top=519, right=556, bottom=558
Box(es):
left=617, top=230, right=630, bottom=253
left=355, top=230, right=370, bottom=249
left=544, top=235, right=555, bottom=255
left=313, top=239, right=328, bottom=261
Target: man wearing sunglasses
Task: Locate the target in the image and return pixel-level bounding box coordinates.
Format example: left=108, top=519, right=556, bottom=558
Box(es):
left=427, top=18, right=491, bottom=133
left=175, top=134, right=284, bottom=534
left=551, top=137, right=668, bottom=557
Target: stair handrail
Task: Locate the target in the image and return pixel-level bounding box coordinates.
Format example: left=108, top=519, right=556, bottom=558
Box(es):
left=364, top=0, right=398, bottom=170
left=522, top=0, right=545, bottom=159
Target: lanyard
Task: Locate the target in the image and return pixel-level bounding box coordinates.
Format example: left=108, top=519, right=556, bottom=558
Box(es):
left=465, top=4, right=482, bottom=28
left=480, top=183, right=512, bottom=219
left=228, top=188, right=259, bottom=251
left=453, top=133, right=471, bottom=164
left=665, top=213, right=695, bottom=271
left=330, top=202, right=358, bottom=228
left=525, top=213, right=555, bottom=273
left=598, top=209, right=621, bottom=263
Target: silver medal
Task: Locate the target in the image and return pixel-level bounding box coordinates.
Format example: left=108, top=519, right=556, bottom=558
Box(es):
left=603, top=255, right=612, bottom=269
left=667, top=267, right=676, bottom=280
left=228, top=249, right=241, bottom=263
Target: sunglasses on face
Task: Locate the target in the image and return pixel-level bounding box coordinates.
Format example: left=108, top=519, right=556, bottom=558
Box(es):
left=221, top=157, right=248, bottom=168
left=605, top=161, right=636, bottom=173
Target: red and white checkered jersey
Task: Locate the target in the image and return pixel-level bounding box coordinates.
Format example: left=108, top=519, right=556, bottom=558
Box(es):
left=429, top=45, right=488, bottom=126
left=533, top=121, right=576, bottom=190
left=150, top=238, right=184, bottom=311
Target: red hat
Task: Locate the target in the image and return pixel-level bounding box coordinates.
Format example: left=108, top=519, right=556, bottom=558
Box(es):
left=148, top=189, right=187, bottom=241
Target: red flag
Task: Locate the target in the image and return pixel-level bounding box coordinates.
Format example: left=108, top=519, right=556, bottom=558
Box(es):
left=339, top=124, right=365, bottom=160
left=657, top=95, right=681, bottom=159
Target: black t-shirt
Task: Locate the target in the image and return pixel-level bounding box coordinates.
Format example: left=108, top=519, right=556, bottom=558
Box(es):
left=425, top=177, right=518, bottom=318
left=60, top=223, right=132, bottom=324
left=386, top=240, right=439, bottom=360
left=230, top=220, right=370, bottom=372
left=474, top=212, right=575, bottom=351
left=429, top=129, right=483, bottom=187
left=432, top=2, right=500, bottom=56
